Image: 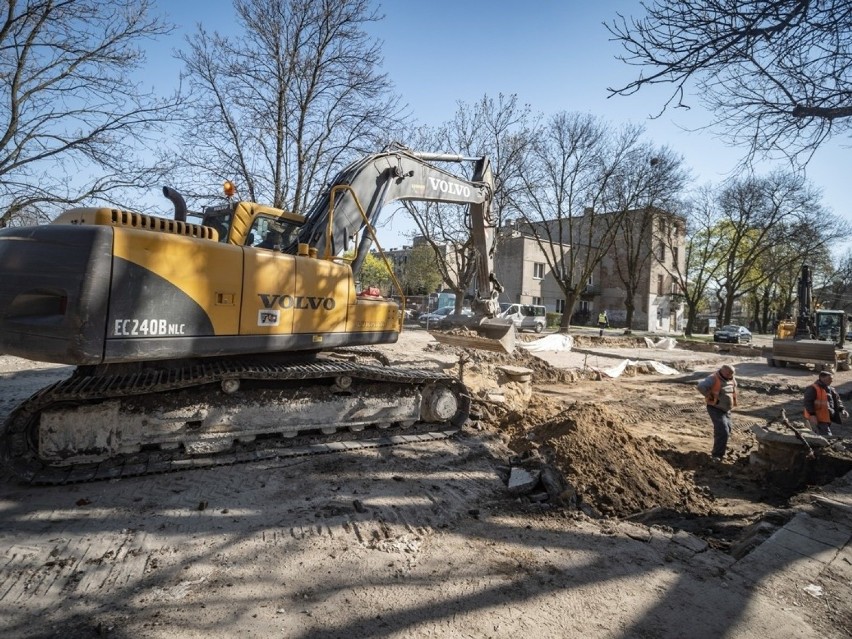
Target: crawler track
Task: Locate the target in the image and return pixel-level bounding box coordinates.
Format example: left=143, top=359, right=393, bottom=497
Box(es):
left=1, top=358, right=469, bottom=485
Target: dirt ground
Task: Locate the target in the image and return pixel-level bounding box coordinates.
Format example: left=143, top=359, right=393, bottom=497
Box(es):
left=1, top=329, right=851, bottom=638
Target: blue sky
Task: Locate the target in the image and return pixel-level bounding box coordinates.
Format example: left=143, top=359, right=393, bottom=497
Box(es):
left=151, top=0, right=850, bottom=251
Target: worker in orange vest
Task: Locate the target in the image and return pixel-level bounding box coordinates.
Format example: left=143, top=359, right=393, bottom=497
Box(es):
left=697, top=364, right=737, bottom=462
left=803, top=371, right=847, bottom=437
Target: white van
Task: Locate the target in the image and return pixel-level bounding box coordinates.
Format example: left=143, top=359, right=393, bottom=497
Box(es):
left=499, top=303, right=547, bottom=333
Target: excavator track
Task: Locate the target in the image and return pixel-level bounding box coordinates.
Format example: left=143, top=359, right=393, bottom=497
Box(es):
left=1, top=359, right=470, bottom=485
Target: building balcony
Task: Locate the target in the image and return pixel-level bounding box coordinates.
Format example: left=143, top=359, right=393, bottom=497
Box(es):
left=580, top=284, right=601, bottom=299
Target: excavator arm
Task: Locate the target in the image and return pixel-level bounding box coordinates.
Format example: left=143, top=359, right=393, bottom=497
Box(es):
left=293, top=144, right=502, bottom=317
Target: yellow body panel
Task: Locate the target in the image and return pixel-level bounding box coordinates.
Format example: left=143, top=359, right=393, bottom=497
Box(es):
left=112, top=228, right=244, bottom=334
left=240, top=251, right=301, bottom=334
left=775, top=320, right=796, bottom=340
left=242, top=252, right=399, bottom=337
left=292, top=257, right=352, bottom=334
left=114, top=225, right=400, bottom=340
left=347, top=298, right=401, bottom=334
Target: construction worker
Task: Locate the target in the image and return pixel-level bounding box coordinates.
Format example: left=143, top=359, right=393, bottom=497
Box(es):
left=697, top=364, right=737, bottom=462
left=803, top=371, right=848, bottom=437
left=597, top=310, right=609, bottom=336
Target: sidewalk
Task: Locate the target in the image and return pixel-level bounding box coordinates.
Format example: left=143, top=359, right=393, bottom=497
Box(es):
left=728, top=470, right=852, bottom=627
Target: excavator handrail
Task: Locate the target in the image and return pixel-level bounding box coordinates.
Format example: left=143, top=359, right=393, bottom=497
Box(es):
left=327, top=183, right=406, bottom=332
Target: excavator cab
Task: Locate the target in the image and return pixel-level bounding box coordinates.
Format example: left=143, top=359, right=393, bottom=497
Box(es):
left=815, top=310, right=846, bottom=347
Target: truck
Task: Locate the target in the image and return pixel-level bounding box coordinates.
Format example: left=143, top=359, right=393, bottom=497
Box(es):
left=0, top=144, right=513, bottom=483
left=768, top=264, right=850, bottom=371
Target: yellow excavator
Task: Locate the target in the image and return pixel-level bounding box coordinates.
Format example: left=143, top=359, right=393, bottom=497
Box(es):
left=769, top=263, right=850, bottom=372
left=0, top=144, right=514, bottom=483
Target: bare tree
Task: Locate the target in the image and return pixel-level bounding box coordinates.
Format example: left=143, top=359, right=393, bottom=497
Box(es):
left=813, top=248, right=852, bottom=309
left=659, top=187, right=726, bottom=336
left=748, top=243, right=808, bottom=332
left=609, top=146, right=689, bottom=330
left=709, top=171, right=847, bottom=323
left=403, top=201, right=478, bottom=313
left=398, top=95, right=534, bottom=314
left=176, top=0, right=404, bottom=210
left=0, top=0, right=183, bottom=227
left=607, top=0, right=852, bottom=162
left=444, top=94, right=537, bottom=229
left=511, top=113, right=646, bottom=331
left=821, top=249, right=852, bottom=309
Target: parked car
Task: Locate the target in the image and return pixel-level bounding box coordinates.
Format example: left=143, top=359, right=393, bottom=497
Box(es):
left=498, top=303, right=547, bottom=333
left=714, top=324, right=752, bottom=344
left=417, top=306, right=472, bottom=327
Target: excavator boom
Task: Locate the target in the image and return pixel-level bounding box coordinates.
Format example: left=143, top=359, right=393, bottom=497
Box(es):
left=293, top=144, right=503, bottom=318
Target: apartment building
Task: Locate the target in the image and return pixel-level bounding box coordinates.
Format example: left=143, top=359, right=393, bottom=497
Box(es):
left=495, top=208, right=687, bottom=332
left=382, top=208, right=686, bottom=332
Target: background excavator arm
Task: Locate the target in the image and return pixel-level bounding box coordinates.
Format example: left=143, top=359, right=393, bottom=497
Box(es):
left=294, top=144, right=502, bottom=317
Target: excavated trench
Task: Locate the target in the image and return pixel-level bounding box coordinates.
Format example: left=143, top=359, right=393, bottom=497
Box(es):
left=444, top=340, right=852, bottom=554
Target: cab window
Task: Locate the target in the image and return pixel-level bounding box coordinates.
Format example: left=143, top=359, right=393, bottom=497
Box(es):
left=249, top=216, right=302, bottom=251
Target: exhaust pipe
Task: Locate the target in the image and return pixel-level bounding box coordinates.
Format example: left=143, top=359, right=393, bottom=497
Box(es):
left=162, top=186, right=187, bottom=222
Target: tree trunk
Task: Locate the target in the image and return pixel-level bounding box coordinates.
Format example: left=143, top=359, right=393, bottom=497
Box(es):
left=559, top=291, right=579, bottom=332
left=624, top=299, right=635, bottom=334
left=684, top=302, right=699, bottom=337
left=723, top=288, right=736, bottom=325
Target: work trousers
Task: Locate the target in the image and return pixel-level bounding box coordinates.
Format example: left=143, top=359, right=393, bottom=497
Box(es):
left=706, top=405, right=731, bottom=459
left=813, top=421, right=833, bottom=437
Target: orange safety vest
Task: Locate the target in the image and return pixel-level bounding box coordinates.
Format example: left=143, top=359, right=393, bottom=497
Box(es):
left=804, top=383, right=830, bottom=422
left=706, top=372, right=737, bottom=408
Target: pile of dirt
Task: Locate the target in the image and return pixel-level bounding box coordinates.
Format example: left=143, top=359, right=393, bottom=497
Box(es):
left=571, top=334, right=648, bottom=348
left=499, top=398, right=716, bottom=518
left=428, top=341, right=580, bottom=384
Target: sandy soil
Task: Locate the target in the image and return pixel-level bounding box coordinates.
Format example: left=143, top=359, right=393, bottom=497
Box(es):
left=0, top=329, right=850, bottom=638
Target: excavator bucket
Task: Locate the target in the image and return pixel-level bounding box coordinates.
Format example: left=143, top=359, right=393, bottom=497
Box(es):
left=429, top=318, right=516, bottom=354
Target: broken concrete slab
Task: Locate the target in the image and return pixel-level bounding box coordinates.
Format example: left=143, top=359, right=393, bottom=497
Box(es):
left=497, top=365, right=533, bottom=382
left=617, top=522, right=652, bottom=543
left=671, top=530, right=709, bottom=553
left=507, top=467, right=540, bottom=495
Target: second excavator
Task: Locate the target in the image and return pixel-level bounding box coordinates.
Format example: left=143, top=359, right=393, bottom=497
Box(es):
left=0, top=144, right=514, bottom=483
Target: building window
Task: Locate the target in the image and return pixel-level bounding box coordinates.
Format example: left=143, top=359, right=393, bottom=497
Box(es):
left=556, top=299, right=565, bottom=313
left=659, top=242, right=666, bottom=262
left=532, top=296, right=542, bottom=306
left=672, top=246, right=679, bottom=267
left=579, top=301, right=590, bottom=312
left=533, top=262, right=545, bottom=279
left=657, top=273, right=664, bottom=296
